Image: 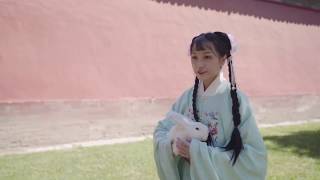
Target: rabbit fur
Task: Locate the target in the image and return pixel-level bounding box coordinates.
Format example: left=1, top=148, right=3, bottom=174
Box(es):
left=166, top=111, right=209, bottom=156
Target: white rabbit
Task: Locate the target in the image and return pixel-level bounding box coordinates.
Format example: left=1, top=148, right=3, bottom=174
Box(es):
left=166, top=111, right=209, bottom=156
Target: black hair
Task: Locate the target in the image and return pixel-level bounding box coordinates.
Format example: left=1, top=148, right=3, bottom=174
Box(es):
left=190, top=32, right=243, bottom=165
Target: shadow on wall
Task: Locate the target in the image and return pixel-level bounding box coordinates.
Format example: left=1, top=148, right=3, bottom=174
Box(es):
left=152, top=0, right=320, bottom=26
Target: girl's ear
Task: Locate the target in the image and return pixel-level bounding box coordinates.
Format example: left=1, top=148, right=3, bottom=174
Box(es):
left=219, top=56, right=227, bottom=68
left=221, top=54, right=227, bottom=61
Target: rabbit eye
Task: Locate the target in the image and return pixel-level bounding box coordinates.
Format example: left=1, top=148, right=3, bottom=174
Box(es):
left=195, top=127, right=199, bottom=130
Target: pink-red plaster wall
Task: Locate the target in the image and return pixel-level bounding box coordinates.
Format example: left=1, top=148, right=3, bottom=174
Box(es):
left=0, top=0, right=320, bottom=102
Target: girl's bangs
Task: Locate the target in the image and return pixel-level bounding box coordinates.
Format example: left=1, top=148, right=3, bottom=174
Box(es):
left=192, top=37, right=214, bottom=53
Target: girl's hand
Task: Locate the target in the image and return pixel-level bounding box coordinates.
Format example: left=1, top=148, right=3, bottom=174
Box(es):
left=176, top=137, right=192, bottom=161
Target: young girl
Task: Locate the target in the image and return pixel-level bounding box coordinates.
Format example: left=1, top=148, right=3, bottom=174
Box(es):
left=153, top=32, right=267, bottom=180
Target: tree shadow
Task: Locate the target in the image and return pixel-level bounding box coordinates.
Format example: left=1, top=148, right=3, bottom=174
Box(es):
left=264, top=129, right=320, bottom=159
left=152, top=0, right=320, bottom=26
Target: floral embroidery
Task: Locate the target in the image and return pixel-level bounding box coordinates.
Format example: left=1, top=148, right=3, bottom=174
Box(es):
left=185, top=106, right=220, bottom=146
left=208, top=121, right=218, bottom=136
left=206, top=111, right=220, bottom=146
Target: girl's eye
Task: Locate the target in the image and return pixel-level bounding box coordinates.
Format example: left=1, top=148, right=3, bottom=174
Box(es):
left=204, top=55, right=212, bottom=59
left=191, top=56, right=198, bottom=60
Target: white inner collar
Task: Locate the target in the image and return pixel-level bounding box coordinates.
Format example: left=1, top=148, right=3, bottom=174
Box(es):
left=198, top=71, right=226, bottom=97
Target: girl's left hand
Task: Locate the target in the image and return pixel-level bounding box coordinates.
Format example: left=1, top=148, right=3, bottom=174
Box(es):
left=176, top=137, right=192, bottom=160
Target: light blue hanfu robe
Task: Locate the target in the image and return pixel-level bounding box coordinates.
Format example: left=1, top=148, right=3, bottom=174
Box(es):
left=153, top=73, right=268, bottom=180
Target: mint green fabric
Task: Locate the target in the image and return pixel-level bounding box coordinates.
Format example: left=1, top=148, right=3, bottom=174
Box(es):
left=153, top=81, right=267, bottom=180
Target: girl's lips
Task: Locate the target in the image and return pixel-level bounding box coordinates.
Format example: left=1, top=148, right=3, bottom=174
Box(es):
left=198, top=71, right=207, bottom=75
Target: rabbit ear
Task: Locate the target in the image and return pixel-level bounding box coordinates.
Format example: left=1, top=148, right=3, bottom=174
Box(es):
left=166, top=111, right=189, bottom=128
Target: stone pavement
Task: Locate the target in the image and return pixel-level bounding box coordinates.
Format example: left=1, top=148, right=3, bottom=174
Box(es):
left=0, top=95, right=319, bottom=155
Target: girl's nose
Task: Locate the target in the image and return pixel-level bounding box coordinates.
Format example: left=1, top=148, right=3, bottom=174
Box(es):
left=197, top=60, right=206, bottom=67
left=197, top=64, right=206, bottom=71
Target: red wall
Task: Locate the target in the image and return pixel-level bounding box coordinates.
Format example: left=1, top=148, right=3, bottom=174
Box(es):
left=0, top=0, right=320, bottom=102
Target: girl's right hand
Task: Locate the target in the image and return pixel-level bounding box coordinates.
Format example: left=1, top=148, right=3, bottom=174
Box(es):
left=176, top=138, right=191, bottom=160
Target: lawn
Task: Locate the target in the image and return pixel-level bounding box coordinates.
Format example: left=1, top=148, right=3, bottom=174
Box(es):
left=0, top=122, right=319, bottom=180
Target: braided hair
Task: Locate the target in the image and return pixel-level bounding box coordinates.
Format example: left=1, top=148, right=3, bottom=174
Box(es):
left=189, top=32, right=243, bottom=165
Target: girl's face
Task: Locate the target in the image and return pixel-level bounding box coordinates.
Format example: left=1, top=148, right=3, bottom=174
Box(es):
left=190, top=43, right=226, bottom=87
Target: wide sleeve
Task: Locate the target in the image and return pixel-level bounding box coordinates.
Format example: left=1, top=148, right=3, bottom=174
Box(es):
left=153, top=88, right=192, bottom=180
left=189, top=93, right=268, bottom=180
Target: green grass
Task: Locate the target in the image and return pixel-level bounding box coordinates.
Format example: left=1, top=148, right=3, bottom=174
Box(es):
left=0, top=141, right=157, bottom=180
left=261, top=123, right=320, bottom=180
left=0, top=122, right=319, bottom=180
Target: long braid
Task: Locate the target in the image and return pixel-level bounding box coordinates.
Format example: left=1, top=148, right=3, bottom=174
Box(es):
left=224, top=57, right=243, bottom=165
left=192, top=76, right=213, bottom=146
left=192, top=77, right=200, bottom=122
